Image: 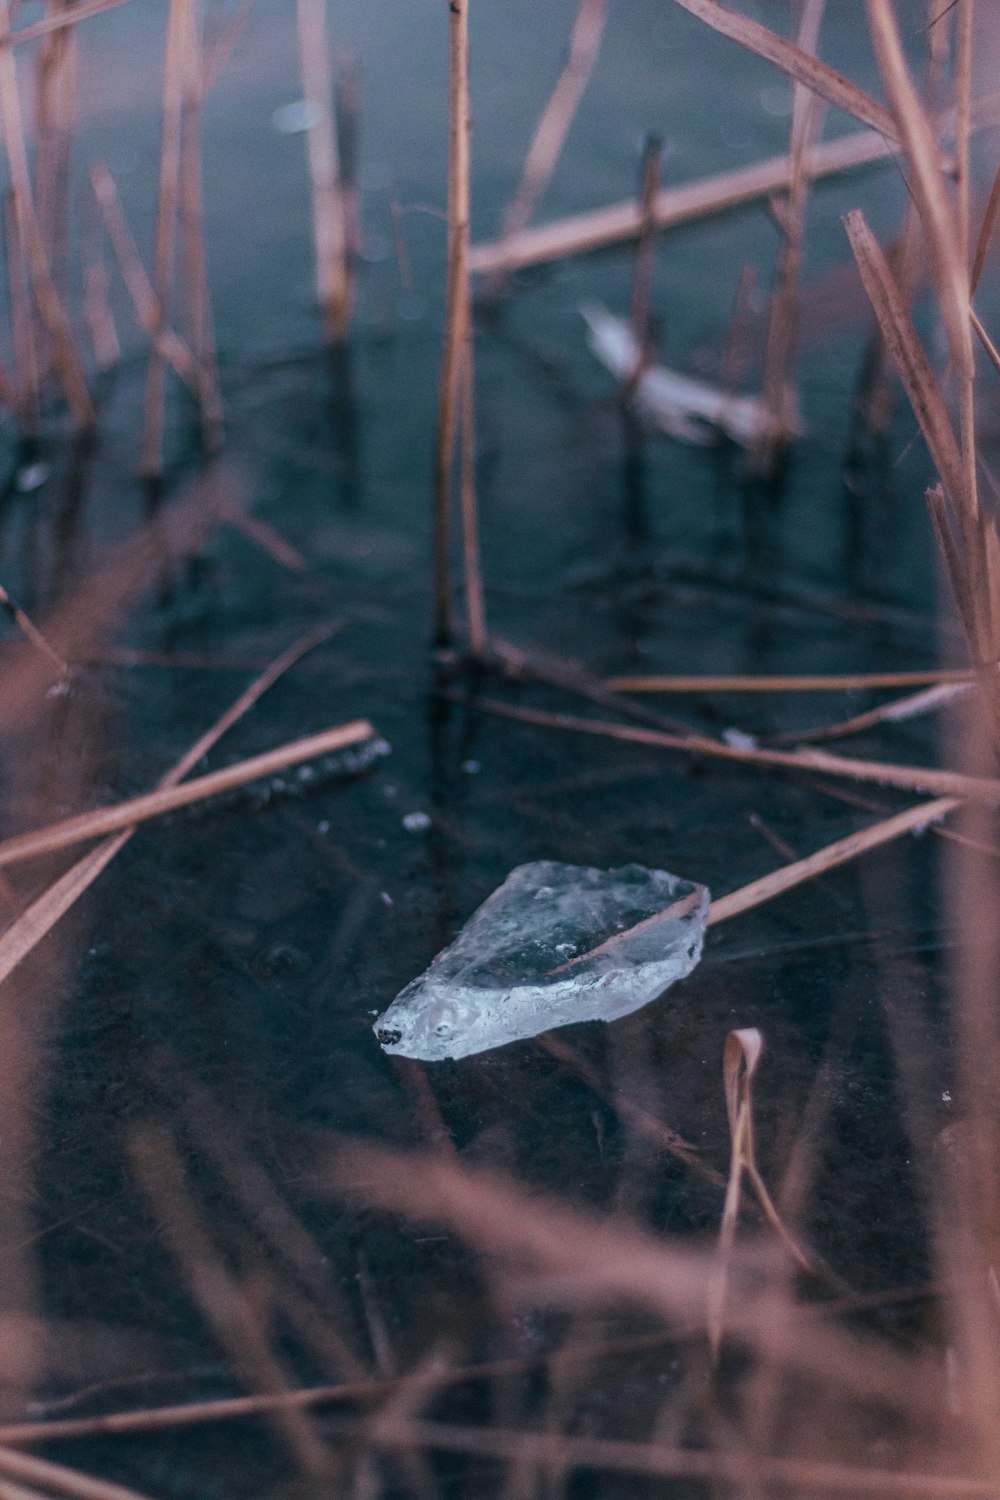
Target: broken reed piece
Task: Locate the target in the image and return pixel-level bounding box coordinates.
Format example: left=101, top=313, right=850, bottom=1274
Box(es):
left=0, top=623, right=346, bottom=991
left=469, top=129, right=891, bottom=277
left=0, top=719, right=377, bottom=869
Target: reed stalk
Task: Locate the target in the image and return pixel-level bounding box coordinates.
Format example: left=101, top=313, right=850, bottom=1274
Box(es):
left=0, top=0, right=92, bottom=425
left=140, top=0, right=190, bottom=476
left=432, top=0, right=472, bottom=648
left=295, top=0, right=350, bottom=342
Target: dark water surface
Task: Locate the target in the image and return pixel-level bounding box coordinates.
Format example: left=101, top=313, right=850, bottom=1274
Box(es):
left=0, top=1, right=987, bottom=1494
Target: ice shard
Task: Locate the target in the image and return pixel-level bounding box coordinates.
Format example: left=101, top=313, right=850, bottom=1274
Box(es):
left=374, top=860, right=710, bottom=1062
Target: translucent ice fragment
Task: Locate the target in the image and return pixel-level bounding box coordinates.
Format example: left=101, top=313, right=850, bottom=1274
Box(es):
left=374, top=860, right=710, bottom=1062
left=580, top=300, right=801, bottom=448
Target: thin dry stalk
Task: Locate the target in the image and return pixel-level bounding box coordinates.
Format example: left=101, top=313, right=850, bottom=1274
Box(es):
left=484, top=0, right=608, bottom=296
left=752, top=0, right=825, bottom=469
left=140, top=0, right=190, bottom=476
left=708, top=794, right=959, bottom=923
left=128, top=1124, right=331, bottom=1478
left=89, top=162, right=201, bottom=395
left=295, top=0, right=349, bottom=341
left=955, top=0, right=973, bottom=272
left=358, top=1417, right=1000, bottom=1498
left=33, top=0, right=77, bottom=307
left=3, top=189, right=39, bottom=432
left=627, top=134, right=662, bottom=368
left=179, top=1, right=223, bottom=452
left=670, top=0, right=897, bottom=137
left=0, top=0, right=92, bottom=425
left=468, top=694, right=1000, bottom=804
left=0, top=621, right=344, bottom=989
left=971, top=306, right=1000, bottom=380
left=0, top=1449, right=154, bottom=1500
left=606, top=668, right=971, bottom=692
left=0, top=717, right=375, bottom=868
left=768, top=680, right=972, bottom=746
left=458, top=337, right=486, bottom=656
left=970, top=159, right=1000, bottom=294
left=5, top=0, right=132, bottom=50
left=866, top=0, right=975, bottom=493
left=81, top=197, right=120, bottom=372
left=0, top=584, right=68, bottom=677
left=334, top=48, right=361, bottom=326
left=201, top=0, right=254, bottom=92
left=432, top=0, right=472, bottom=647
left=470, top=128, right=892, bottom=276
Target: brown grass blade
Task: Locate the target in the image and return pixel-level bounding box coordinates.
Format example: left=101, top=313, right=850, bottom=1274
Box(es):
left=671, top=0, right=897, bottom=138
left=866, top=0, right=972, bottom=390
left=470, top=128, right=891, bottom=275
left=767, top=680, right=972, bottom=746
left=0, top=584, right=68, bottom=678
left=0, top=719, right=375, bottom=868
left=844, top=209, right=965, bottom=507
left=708, top=1028, right=762, bottom=1360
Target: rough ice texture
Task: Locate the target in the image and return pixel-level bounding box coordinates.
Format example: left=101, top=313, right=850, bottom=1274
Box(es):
left=374, top=860, right=710, bottom=1062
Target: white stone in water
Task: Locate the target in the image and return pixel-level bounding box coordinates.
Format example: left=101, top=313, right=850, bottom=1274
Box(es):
left=374, top=860, right=710, bottom=1062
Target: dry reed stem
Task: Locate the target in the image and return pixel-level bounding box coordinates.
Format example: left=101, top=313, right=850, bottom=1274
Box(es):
left=89, top=163, right=202, bottom=395
left=752, top=0, right=824, bottom=467
left=295, top=0, right=349, bottom=341
left=845, top=210, right=965, bottom=509
left=334, top=48, right=360, bottom=330
left=458, top=334, right=486, bottom=656
left=484, top=0, right=608, bottom=296
left=955, top=0, right=973, bottom=272
left=0, top=584, right=68, bottom=677
left=332, top=1144, right=943, bottom=1411
left=971, top=306, right=1000, bottom=380
left=0, top=621, right=343, bottom=988
left=3, top=190, right=39, bottom=432
left=470, top=128, right=892, bottom=276
left=0, top=1446, right=157, bottom=1500
left=432, top=0, right=472, bottom=647
left=359, top=1417, right=1000, bottom=1498
left=470, top=694, right=1000, bottom=804
left=970, top=159, right=1000, bottom=293
left=82, top=201, right=120, bottom=372
left=606, top=668, right=975, bottom=692
left=671, top=0, right=897, bottom=137
left=201, top=0, right=254, bottom=93
left=0, top=1332, right=687, bottom=1448
left=0, top=0, right=92, bottom=425
left=140, top=0, right=190, bottom=476
left=128, top=1125, right=331, bottom=1477
left=0, top=718, right=375, bottom=868
left=179, top=2, right=223, bottom=453
left=34, top=1, right=77, bottom=310
left=627, top=134, right=662, bottom=367
left=866, top=0, right=973, bottom=406
left=767, top=679, right=971, bottom=746
left=5, top=0, right=132, bottom=50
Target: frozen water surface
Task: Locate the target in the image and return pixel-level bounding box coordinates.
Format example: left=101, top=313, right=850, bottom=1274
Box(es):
left=374, top=860, right=710, bottom=1061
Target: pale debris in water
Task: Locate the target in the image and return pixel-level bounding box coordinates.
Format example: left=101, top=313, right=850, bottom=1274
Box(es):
left=374, top=860, right=709, bottom=1062
left=580, top=300, right=800, bottom=448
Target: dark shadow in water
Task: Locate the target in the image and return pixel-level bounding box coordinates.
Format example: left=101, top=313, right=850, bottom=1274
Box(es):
left=325, top=341, right=362, bottom=511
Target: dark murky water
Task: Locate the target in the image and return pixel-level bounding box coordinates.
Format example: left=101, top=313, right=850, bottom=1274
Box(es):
left=0, top=1, right=986, bottom=1494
